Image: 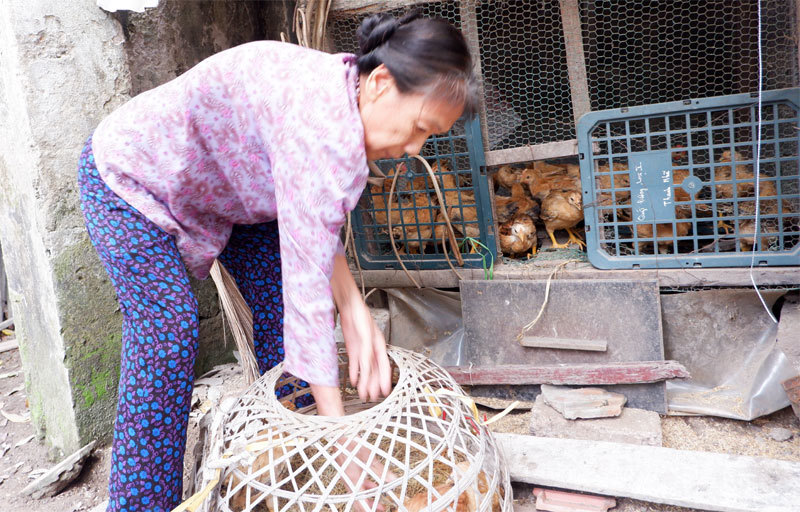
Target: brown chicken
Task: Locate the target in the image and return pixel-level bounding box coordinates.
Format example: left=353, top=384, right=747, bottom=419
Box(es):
left=225, top=428, right=292, bottom=511
left=594, top=162, right=631, bottom=206
left=521, top=167, right=580, bottom=202
left=494, top=183, right=540, bottom=224
left=434, top=170, right=480, bottom=243
left=403, top=462, right=502, bottom=512
left=499, top=214, right=537, bottom=256
left=634, top=219, right=692, bottom=254
left=540, top=189, right=585, bottom=249
left=734, top=199, right=782, bottom=252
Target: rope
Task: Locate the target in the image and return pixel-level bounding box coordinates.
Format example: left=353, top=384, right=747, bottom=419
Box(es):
left=516, top=259, right=577, bottom=342
left=385, top=157, right=468, bottom=288
left=749, top=0, right=779, bottom=324
left=386, top=168, right=422, bottom=289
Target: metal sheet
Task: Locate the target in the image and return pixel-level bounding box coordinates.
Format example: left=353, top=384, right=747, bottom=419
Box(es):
left=461, top=279, right=664, bottom=365
left=662, top=289, right=794, bottom=420
left=461, top=279, right=666, bottom=412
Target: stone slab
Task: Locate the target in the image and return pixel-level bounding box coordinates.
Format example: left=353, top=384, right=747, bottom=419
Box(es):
left=540, top=385, right=626, bottom=419
left=529, top=395, right=662, bottom=447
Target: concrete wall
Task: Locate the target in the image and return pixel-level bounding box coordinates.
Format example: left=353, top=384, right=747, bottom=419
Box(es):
left=0, top=0, right=132, bottom=455
left=0, top=0, right=294, bottom=456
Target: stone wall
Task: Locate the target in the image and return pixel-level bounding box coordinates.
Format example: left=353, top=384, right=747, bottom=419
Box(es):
left=0, top=0, right=294, bottom=456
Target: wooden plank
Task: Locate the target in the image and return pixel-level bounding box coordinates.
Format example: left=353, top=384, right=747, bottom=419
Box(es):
left=559, top=0, right=592, bottom=125
left=0, top=340, right=18, bottom=353
left=485, top=139, right=579, bottom=167
left=349, top=263, right=800, bottom=289
left=445, top=360, right=689, bottom=386
left=330, top=0, right=439, bottom=15
left=496, top=433, right=800, bottom=512
left=520, top=336, right=607, bottom=352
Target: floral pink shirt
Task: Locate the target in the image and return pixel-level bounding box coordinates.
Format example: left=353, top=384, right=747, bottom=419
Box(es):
left=92, top=41, right=368, bottom=387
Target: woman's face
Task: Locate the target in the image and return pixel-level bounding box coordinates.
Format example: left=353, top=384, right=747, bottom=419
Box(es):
left=358, top=65, right=464, bottom=161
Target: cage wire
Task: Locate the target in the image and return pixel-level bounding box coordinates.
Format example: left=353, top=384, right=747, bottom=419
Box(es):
left=192, top=347, right=511, bottom=512
left=332, top=0, right=797, bottom=154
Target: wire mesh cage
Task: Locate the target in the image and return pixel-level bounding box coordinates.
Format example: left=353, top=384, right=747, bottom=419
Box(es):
left=194, top=347, right=512, bottom=512
left=329, top=3, right=496, bottom=270
left=328, top=0, right=798, bottom=268
left=578, top=88, right=800, bottom=269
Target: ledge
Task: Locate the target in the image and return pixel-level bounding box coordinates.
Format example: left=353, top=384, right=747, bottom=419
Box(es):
left=349, top=260, right=800, bottom=289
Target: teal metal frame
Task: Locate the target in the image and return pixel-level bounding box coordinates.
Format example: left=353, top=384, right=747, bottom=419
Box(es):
left=350, top=117, right=497, bottom=270
left=578, top=88, right=800, bottom=269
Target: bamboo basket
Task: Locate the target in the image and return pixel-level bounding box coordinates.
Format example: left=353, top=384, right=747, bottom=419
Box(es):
left=192, top=346, right=511, bottom=512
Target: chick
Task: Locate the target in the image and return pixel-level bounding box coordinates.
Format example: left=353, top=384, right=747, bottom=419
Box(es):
left=493, top=165, right=522, bottom=190
left=635, top=219, right=692, bottom=254
left=715, top=150, right=755, bottom=199
left=392, top=190, right=436, bottom=253
left=540, top=189, right=585, bottom=249
left=494, top=183, right=540, bottom=224
left=735, top=199, right=781, bottom=252
left=594, top=162, right=631, bottom=206
left=499, top=214, right=537, bottom=256
left=713, top=150, right=785, bottom=234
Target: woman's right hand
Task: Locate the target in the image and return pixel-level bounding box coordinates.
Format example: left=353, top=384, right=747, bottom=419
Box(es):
left=334, top=436, right=398, bottom=512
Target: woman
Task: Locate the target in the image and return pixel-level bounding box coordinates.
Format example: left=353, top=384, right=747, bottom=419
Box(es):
left=78, top=10, right=477, bottom=512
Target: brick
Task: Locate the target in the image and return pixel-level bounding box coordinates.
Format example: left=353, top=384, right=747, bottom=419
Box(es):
left=533, top=488, right=616, bottom=512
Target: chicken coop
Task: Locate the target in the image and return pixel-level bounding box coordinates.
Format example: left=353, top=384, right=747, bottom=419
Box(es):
left=328, top=0, right=800, bottom=287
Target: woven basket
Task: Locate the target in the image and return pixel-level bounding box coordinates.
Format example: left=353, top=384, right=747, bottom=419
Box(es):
left=193, top=346, right=511, bottom=512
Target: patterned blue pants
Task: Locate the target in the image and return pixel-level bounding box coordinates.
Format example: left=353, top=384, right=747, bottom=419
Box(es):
left=78, top=136, right=304, bottom=511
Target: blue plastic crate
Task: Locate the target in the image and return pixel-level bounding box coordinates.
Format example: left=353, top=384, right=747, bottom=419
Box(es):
left=350, top=118, right=497, bottom=271
left=578, top=88, right=800, bottom=269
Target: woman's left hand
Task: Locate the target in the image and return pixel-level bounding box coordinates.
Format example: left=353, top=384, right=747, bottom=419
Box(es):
left=340, top=298, right=392, bottom=402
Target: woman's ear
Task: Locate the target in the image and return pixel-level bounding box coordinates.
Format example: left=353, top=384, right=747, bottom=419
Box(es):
left=363, top=64, right=394, bottom=103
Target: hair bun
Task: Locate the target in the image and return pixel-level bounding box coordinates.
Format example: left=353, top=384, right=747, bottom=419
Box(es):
left=356, top=13, right=399, bottom=55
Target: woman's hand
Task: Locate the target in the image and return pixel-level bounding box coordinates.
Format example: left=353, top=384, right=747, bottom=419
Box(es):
left=331, top=253, right=392, bottom=402
left=334, top=436, right=398, bottom=512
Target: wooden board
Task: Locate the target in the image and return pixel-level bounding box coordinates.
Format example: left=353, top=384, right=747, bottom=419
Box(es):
left=496, top=433, right=800, bottom=512
left=520, top=336, right=607, bottom=351
left=349, top=262, right=800, bottom=289
left=445, top=360, right=688, bottom=386
left=460, top=279, right=666, bottom=411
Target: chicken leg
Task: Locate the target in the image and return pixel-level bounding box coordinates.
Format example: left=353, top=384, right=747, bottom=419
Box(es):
left=566, top=227, right=586, bottom=248
left=546, top=228, right=583, bottom=249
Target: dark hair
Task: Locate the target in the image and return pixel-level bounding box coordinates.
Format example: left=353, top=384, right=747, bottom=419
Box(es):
left=356, top=10, right=479, bottom=118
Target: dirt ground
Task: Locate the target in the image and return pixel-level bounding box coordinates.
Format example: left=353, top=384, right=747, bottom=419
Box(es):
left=1, top=345, right=798, bottom=512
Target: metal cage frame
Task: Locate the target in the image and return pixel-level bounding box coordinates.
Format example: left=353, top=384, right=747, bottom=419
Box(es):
left=578, top=88, right=800, bottom=269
